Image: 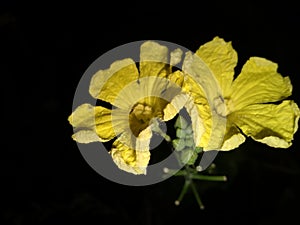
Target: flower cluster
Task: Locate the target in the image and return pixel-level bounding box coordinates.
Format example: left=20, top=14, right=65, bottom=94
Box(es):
left=68, top=37, right=299, bottom=176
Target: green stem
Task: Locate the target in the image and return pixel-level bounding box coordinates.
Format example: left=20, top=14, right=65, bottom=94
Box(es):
left=190, top=180, right=205, bottom=210
left=191, top=174, right=227, bottom=182
left=173, top=170, right=187, bottom=176
left=175, top=179, right=190, bottom=206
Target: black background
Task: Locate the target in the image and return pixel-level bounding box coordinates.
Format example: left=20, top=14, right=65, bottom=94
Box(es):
left=1, top=1, right=300, bottom=224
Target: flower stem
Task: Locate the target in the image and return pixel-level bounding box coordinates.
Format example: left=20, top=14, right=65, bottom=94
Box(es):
left=191, top=174, right=227, bottom=182
left=175, top=178, right=190, bottom=206
left=190, top=180, right=205, bottom=210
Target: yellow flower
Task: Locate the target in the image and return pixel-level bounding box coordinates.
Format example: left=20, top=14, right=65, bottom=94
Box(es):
left=68, top=41, right=185, bottom=175
left=183, top=37, right=300, bottom=150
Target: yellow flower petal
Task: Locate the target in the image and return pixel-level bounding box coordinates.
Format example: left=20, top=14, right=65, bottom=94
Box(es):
left=89, top=58, right=139, bottom=104
left=181, top=77, right=211, bottom=147
left=182, top=52, right=227, bottom=150
left=112, top=75, right=181, bottom=121
left=183, top=95, right=206, bottom=148
left=219, top=125, right=246, bottom=150
left=161, top=70, right=186, bottom=121
left=170, top=48, right=183, bottom=67
left=94, top=106, right=122, bottom=141
left=196, top=36, right=238, bottom=97
left=71, top=130, right=101, bottom=143
left=110, top=127, right=152, bottom=175
left=229, top=57, right=292, bottom=111
left=68, top=103, right=96, bottom=128
left=230, top=100, right=299, bottom=148
left=139, top=41, right=169, bottom=78
left=168, top=70, right=184, bottom=87
left=68, top=103, right=119, bottom=142
left=163, top=92, right=187, bottom=121
left=181, top=52, right=212, bottom=137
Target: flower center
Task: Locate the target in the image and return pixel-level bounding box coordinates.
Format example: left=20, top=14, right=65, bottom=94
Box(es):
left=129, top=103, right=155, bottom=137
left=133, top=103, right=154, bottom=123
left=128, top=97, right=168, bottom=137
left=214, top=96, right=234, bottom=117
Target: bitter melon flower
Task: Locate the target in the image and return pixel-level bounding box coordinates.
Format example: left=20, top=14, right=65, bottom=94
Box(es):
left=68, top=41, right=187, bottom=175
left=181, top=37, right=299, bottom=150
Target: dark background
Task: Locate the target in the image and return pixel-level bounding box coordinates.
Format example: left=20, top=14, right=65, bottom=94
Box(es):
left=1, top=1, right=300, bottom=224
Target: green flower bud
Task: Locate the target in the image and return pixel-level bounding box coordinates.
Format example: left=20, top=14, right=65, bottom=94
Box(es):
left=176, top=128, right=186, bottom=139
left=185, top=124, right=193, bottom=134
left=185, top=138, right=194, bottom=147
left=174, top=115, right=188, bottom=129
left=187, top=151, right=198, bottom=165
left=180, top=149, right=198, bottom=165
left=172, top=139, right=185, bottom=151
